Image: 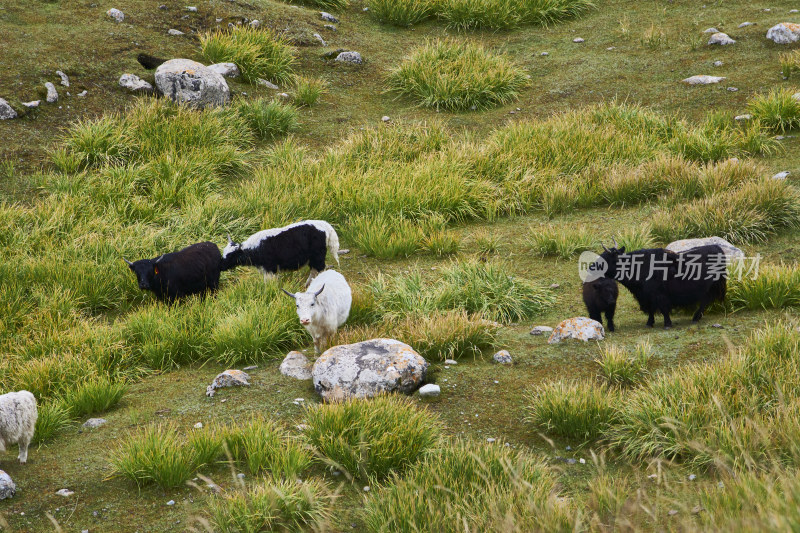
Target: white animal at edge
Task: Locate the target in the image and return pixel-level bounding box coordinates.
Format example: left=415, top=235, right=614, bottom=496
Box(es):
left=0, top=391, right=37, bottom=464
left=283, top=270, right=352, bottom=354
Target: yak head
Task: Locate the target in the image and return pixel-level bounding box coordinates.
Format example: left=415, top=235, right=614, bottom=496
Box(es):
left=283, top=285, right=325, bottom=326
left=124, top=256, right=164, bottom=291
left=221, top=234, right=244, bottom=269
left=598, top=239, right=626, bottom=280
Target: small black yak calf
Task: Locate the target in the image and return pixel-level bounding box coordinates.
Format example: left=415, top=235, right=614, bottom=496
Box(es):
left=583, top=277, right=619, bottom=332
left=125, top=241, right=222, bottom=302
left=597, top=244, right=727, bottom=329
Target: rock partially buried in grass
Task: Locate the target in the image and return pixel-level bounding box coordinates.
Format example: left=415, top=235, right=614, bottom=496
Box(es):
left=154, top=58, right=230, bottom=109
left=56, top=70, right=69, bottom=87
left=418, top=384, right=440, bottom=397
left=708, top=32, right=735, bottom=45
left=773, top=171, right=790, bottom=180
left=666, top=236, right=744, bottom=259
left=682, top=75, right=726, bottom=85
left=547, top=317, right=605, bottom=344
left=206, top=369, right=250, bottom=397
left=703, top=27, right=719, bottom=33
left=107, top=8, right=124, bottom=22
left=207, top=62, right=240, bottom=78
left=320, top=11, right=339, bottom=23
left=45, top=82, right=58, bottom=103
left=280, top=351, right=312, bottom=380
left=335, top=51, right=363, bottom=64
left=82, top=418, right=107, bottom=429
left=739, top=22, right=754, bottom=28
left=530, top=325, right=554, bottom=336
left=168, top=29, right=185, bottom=36
left=0, top=471, right=15, bottom=500
left=0, top=99, right=17, bottom=120
left=766, top=23, right=800, bottom=44
left=312, top=339, right=428, bottom=402
left=56, top=489, right=74, bottom=497
left=493, top=350, right=512, bottom=364
left=118, top=73, right=153, bottom=92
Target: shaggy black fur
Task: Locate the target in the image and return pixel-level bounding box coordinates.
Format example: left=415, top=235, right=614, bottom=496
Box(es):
left=126, top=241, right=222, bottom=302
left=583, top=277, right=619, bottom=332
left=221, top=224, right=328, bottom=275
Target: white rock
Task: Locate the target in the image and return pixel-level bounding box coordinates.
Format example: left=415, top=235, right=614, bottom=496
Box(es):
left=56, top=70, right=70, bottom=87
left=56, top=489, right=74, bottom=497
left=257, top=79, right=280, bottom=90
left=168, top=29, right=185, bottom=36
left=280, top=351, right=312, bottom=380
left=548, top=317, right=605, bottom=344
left=530, top=326, right=554, bottom=336
left=739, top=21, right=755, bottom=28
left=186, top=6, right=198, bottom=11
left=682, top=75, right=726, bottom=85
left=45, top=82, right=58, bottom=102
left=249, top=19, right=260, bottom=28
left=82, top=418, right=107, bottom=429
left=606, top=47, right=615, bottom=50
left=78, top=90, right=87, bottom=97
left=703, top=27, right=719, bottom=33
left=708, top=32, right=735, bottom=45
left=418, top=384, right=441, bottom=397
left=312, top=339, right=428, bottom=402
left=793, top=92, right=800, bottom=101
left=734, top=114, right=752, bottom=121
left=206, top=369, right=250, bottom=397
left=381, top=115, right=390, bottom=122
left=194, top=422, right=203, bottom=429
left=487, top=437, right=496, bottom=443
left=713, top=60, right=723, bottom=67
left=493, top=350, right=512, bottom=364
left=167, top=500, right=175, bottom=506
left=207, top=62, right=240, bottom=78
left=444, top=359, right=458, bottom=365
left=320, top=11, right=339, bottom=22
left=335, top=51, right=363, bottom=64
left=573, top=37, right=585, bottom=43
left=727, top=87, right=738, bottom=92
left=666, top=236, right=744, bottom=259
left=325, top=24, right=337, bottom=31
left=541, top=51, right=550, bottom=56
left=107, top=8, right=124, bottom=22
left=0, top=99, right=17, bottom=120
left=22, top=100, right=40, bottom=108
left=772, top=171, right=790, bottom=180
left=767, top=23, right=800, bottom=44
left=313, top=33, right=327, bottom=46
left=0, top=471, right=14, bottom=500
left=155, top=58, right=230, bottom=109
left=119, top=73, right=153, bottom=92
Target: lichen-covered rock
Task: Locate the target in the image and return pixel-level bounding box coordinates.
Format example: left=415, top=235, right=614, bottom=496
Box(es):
left=56, top=70, right=70, bottom=87
left=312, top=339, right=428, bottom=402
left=207, top=62, right=240, bottom=78
left=280, top=351, right=312, bottom=380
left=45, top=82, right=58, bottom=103
left=119, top=73, right=153, bottom=92
left=493, top=350, right=512, bottom=364
left=766, top=23, right=800, bottom=44
left=82, top=418, right=107, bottom=429
left=154, top=58, right=230, bottom=109
left=335, top=51, right=363, bottom=64
left=107, top=8, right=124, bottom=22
left=666, top=237, right=744, bottom=259
left=548, top=317, right=605, bottom=344
left=708, top=32, right=735, bottom=45
left=0, top=471, right=15, bottom=500
left=206, top=369, right=250, bottom=397
left=682, top=75, right=726, bottom=85
left=0, top=99, right=17, bottom=120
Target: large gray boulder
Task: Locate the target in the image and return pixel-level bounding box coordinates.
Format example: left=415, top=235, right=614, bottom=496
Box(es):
left=154, top=59, right=230, bottom=109
left=666, top=237, right=744, bottom=259
left=0, top=471, right=15, bottom=500
left=767, top=23, right=800, bottom=44
left=280, top=351, right=312, bottom=380
left=312, top=339, right=428, bottom=402
left=0, top=99, right=17, bottom=120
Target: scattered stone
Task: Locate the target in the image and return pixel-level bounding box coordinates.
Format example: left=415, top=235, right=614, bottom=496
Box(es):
left=155, top=58, right=230, bottom=109
left=257, top=79, right=280, bottom=89
left=45, top=82, right=58, bottom=102
left=313, top=33, right=327, bottom=46
left=565, top=445, right=572, bottom=451
left=776, top=135, right=786, bottom=140
left=322, top=48, right=346, bottom=59
left=727, top=87, right=738, bottom=92
left=541, top=51, right=549, bottom=56
left=107, top=8, right=124, bottom=22
left=249, top=19, right=260, bottom=28
left=320, top=11, right=339, bottom=23
left=22, top=100, right=40, bottom=108
left=713, top=60, right=723, bottom=67
left=579, top=458, right=586, bottom=464
left=682, top=75, right=726, bottom=85
left=278, top=92, right=290, bottom=99
left=712, top=323, right=723, bottom=328
left=78, top=90, right=88, bottom=97
left=688, top=474, right=697, bottom=481
left=237, top=473, right=246, bottom=479
left=338, top=249, right=350, bottom=255
left=159, top=4, right=167, bottom=8
left=703, top=27, right=719, bottom=33
left=312, top=339, right=428, bottom=402
left=773, top=171, right=790, bottom=180
left=363, top=486, right=370, bottom=492
left=56, top=489, right=74, bottom=497
left=207, top=62, right=240, bottom=78
left=487, top=437, right=496, bottom=443
left=167, top=500, right=175, bottom=506
left=493, top=350, right=512, bottom=364
left=186, top=6, right=198, bottom=11
left=550, top=283, right=560, bottom=289
left=0, top=99, right=17, bottom=120
left=766, top=23, right=800, bottom=44
left=692, top=505, right=705, bottom=515
left=56, top=70, right=70, bottom=87
left=738, top=21, right=755, bottom=28
left=280, top=351, right=312, bottom=380
left=381, top=115, right=390, bottom=122
left=216, top=17, right=223, bottom=22
left=530, top=326, right=554, bottom=336
left=573, top=37, right=585, bottom=43
left=168, top=29, right=185, bottom=36
left=296, top=424, right=309, bottom=432
left=82, top=418, right=107, bottom=429
left=206, top=369, right=250, bottom=397
left=548, top=317, right=605, bottom=344
left=194, top=422, right=203, bottom=429
left=335, top=51, right=363, bottom=64
left=668, top=509, right=678, bottom=517
left=444, top=359, right=458, bottom=365
left=735, top=114, right=751, bottom=121
left=708, top=32, right=735, bottom=45
left=325, top=24, right=337, bottom=31
left=0, top=471, right=15, bottom=500
left=418, top=384, right=441, bottom=397
left=606, top=46, right=615, bottom=50
left=666, top=236, right=744, bottom=259
left=118, top=73, right=153, bottom=92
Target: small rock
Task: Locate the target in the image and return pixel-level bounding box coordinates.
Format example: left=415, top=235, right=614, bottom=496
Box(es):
left=565, top=445, right=572, bottom=451
left=668, top=509, right=678, bottom=517
left=363, top=486, right=370, bottom=492
left=734, top=114, right=751, bottom=121
left=692, top=505, right=704, bottom=515
left=0, top=99, right=17, bottom=120
left=207, top=63, right=240, bottom=78
left=313, top=33, right=327, bottom=46
left=56, top=489, right=74, bottom=497
left=606, top=46, right=615, bottom=50
left=167, top=500, right=175, bottom=506
left=541, top=51, right=549, bottom=56
left=186, top=6, right=198, bottom=11
left=296, top=424, right=309, bottom=432
left=119, top=73, right=153, bottom=92
left=107, top=8, right=124, bottom=22
left=487, top=437, right=496, bottom=443
left=45, top=82, right=59, bottom=103
left=579, top=458, right=586, bottom=464
left=324, top=24, right=337, bottom=31
left=648, top=474, right=658, bottom=480
left=82, top=418, right=107, bottom=429
left=168, top=29, right=185, bottom=36
left=767, top=23, right=800, bottom=44
left=320, top=11, right=339, bottom=23
left=493, top=350, right=512, bottom=364
left=155, top=58, right=230, bottom=109
left=280, top=351, right=312, bottom=380
left=550, top=283, right=560, bottom=289
left=682, top=75, right=726, bottom=85
left=444, top=359, right=458, bottom=365
left=573, top=37, right=585, bottom=43
left=776, top=135, right=786, bottom=140
left=216, top=18, right=223, bottom=22
left=772, top=171, right=790, bottom=180
left=0, top=472, right=15, bottom=500
left=418, top=384, right=441, bottom=397
left=738, top=21, right=755, bottom=28
left=703, top=27, right=718, bottom=33
left=249, top=19, right=260, bottom=28
left=194, top=422, right=203, bottom=429
left=338, top=249, right=350, bottom=255
left=56, top=70, right=70, bottom=87
left=159, top=4, right=167, bottom=9
left=688, top=474, right=697, bottom=481
left=666, top=237, right=744, bottom=259
left=78, top=90, right=87, bottom=97
left=278, top=92, right=290, bottom=99
left=713, top=60, right=723, bottom=67
left=206, top=369, right=250, bottom=397
left=708, top=32, right=735, bottom=45
left=530, top=326, right=554, bottom=336
left=335, top=51, right=363, bottom=64
left=727, top=87, right=738, bottom=92
left=237, top=473, right=246, bottom=479
left=22, top=100, right=40, bottom=108
left=566, top=458, right=577, bottom=465
left=257, top=79, right=280, bottom=90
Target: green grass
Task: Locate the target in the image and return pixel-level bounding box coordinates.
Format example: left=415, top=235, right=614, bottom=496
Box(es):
left=234, top=98, right=300, bottom=140
left=366, top=0, right=435, bottom=26
left=780, top=50, right=800, bottom=79
left=33, top=400, right=73, bottom=444
left=292, top=75, right=327, bottom=107
left=728, top=263, right=800, bottom=311
left=302, top=395, right=441, bottom=481
left=526, top=380, right=619, bottom=441
left=222, top=415, right=313, bottom=479
left=438, top=0, right=594, bottom=30
left=595, top=342, right=651, bottom=387
left=530, top=225, right=595, bottom=258
left=387, top=40, right=530, bottom=111
left=748, top=87, right=800, bottom=133
left=200, top=26, right=296, bottom=85
left=60, top=377, right=126, bottom=418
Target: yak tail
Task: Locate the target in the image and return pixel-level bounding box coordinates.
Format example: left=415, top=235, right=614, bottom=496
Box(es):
left=711, top=277, right=727, bottom=303
left=326, top=225, right=340, bottom=267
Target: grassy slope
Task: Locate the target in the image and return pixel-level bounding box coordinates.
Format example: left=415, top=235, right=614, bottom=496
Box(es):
left=1, top=0, right=800, bottom=531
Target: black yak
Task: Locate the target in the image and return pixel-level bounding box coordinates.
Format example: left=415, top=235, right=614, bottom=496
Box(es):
left=597, top=243, right=727, bottom=329
left=582, top=277, right=619, bottom=332
left=125, top=241, right=222, bottom=302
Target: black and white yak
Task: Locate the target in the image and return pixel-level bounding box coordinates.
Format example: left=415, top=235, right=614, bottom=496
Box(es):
left=221, top=220, right=340, bottom=286
left=125, top=241, right=222, bottom=302
left=596, top=242, right=727, bottom=329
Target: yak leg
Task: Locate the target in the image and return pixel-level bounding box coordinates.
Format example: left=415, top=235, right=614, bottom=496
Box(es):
left=659, top=304, right=673, bottom=329
left=692, top=294, right=714, bottom=322
left=18, top=435, right=30, bottom=464
left=605, top=303, right=617, bottom=332
left=305, top=268, right=320, bottom=289
left=646, top=312, right=655, bottom=328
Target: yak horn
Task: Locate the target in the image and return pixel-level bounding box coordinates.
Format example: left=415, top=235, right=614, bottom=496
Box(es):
left=227, top=233, right=234, bottom=245
left=611, top=236, right=619, bottom=248
left=282, top=289, right=296, bottom=299
left=601, top=243, right=611, bottom=253
left=313, top=284, right=325, bottom=298
left=123, top=258, right=133, bottom=266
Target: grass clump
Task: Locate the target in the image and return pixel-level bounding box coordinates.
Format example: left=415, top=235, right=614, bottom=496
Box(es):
left=233, top=98, right=299, bottom=140
left=387, top=40, right=529, bottom=111
left=526, top=380, right=618, bottom=441
left=210, top=479, right=332, bottom=533
left=33, top=400, right=73, bottom=444
left=60, top=376, right=126, bottom=418
left=363, top=440, right=568, bottom=532
left=438, top=0, right=594, bottom=30
left=222, top=415, right=313, bottom=479
left=366, top=0, right=434, bottom=26
left=780, top=50, right=800, bottom=79
left=530, top=226, right=595, bottom=258
left=303, top=395, right=441, bottom=481
left=748, top=87, right=800, bottom=133
left=595, top=342, right=651, bottom=387
left=292, top=76, right=327, bottom=107
left=728, top=263, right=800, bottom=311
left=200, top=27, right=295, bottom=85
